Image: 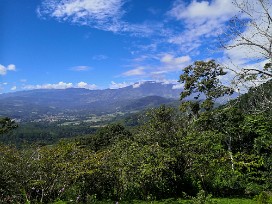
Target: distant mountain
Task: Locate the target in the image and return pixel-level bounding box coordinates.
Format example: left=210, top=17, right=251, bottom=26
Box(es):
left=122, top=96, right=176, bottom=111
left=0, top=81, right=182, bottom=121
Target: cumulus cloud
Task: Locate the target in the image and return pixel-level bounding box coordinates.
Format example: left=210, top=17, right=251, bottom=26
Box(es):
left=160, top=54, right=191, bottom=71
left=23, top=81, right=98, bottom=90
left=23, top=82, right=73, bottom=90
left=147, top=54, right=192, bottom=77
left=7, top=64, right=16, bottom=71
left=170, top=0, right=236, bottom=22
left=0, top=64, right=16, bottom=75
left=109, top=81, right=133, bottom=89
left=172, top=83, right=184, bottom=90
left=132, top=81, right=146, bottom=88
left=77, top=81, right=98, bottom=89
left=167, top=0, right=238, bottom=52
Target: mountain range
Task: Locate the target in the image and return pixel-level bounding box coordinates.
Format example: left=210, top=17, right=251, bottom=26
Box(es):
left=0, top=81, right=182, bottom=122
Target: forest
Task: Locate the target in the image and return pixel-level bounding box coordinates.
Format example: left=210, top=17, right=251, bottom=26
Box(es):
left=0, top=75, right=272, bottom=204
left=1, top=0, right=272, bottom=203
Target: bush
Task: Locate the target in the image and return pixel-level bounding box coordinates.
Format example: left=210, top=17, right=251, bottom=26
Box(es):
left=254, top=192, right=272, bottom=204
left=187, top=190, right=217, bottom=204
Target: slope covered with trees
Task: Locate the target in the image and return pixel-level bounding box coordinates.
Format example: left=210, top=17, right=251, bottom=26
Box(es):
left=0, top=0, right=271, bottom=203
left=0, top=96, right=271, bottom=203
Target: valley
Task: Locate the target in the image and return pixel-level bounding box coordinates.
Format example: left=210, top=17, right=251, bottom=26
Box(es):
left=0, top=81, right=180, bottom=123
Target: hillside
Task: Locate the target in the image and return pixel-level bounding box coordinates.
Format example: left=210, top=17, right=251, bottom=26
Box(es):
left=230, top=80, right=272, bottom=114
left=0, top=81, right=181, bottom=122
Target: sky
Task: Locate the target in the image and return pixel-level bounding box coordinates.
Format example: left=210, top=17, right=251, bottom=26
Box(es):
left=0, top=0, right=270, bottom=93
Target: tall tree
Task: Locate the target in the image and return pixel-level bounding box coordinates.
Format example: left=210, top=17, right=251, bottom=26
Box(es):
left=179, top=60, right=233, bottom=113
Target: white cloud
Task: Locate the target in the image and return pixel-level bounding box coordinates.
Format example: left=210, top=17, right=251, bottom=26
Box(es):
left=132, top=81, right=146, bottom=88
left=122, top=67, right=146, bottom=76
left=71, top=66, right=91, bottom=71
left=38, top=0, right=125, bottom=22
left=167, top=0, right=270, bottom=64
left=159, top=79, right=179, bottom=85
left=77, top=81, right=98, bottom=89
left=24, top=82, right=73, bottom=90
left=157, top=54, right=191, bottom=73
left=219, top=0, right=272, bottom=88
left=109, top=80, right=179, bottom=89
left=11, top=86, right=17, bottom=91
left=77, top=81, right=88, bottom=88
left=0, top=64, right=16, bottom=75
left=38, top=0, right=127, bottom=33
left=109, top=81, right=133, bottom=89
left=172, top=83, right=184, bottom=90
left=0, top=65, right=6, bottom=75
left=161, top=54, right=191, bottom=67
left=170, top=0, right=236, bottom=22
left=7, top=64, right=16, bottom=71
left=132, top=80, right=179, bottom=88
left=37, top=0, right=170, bottom=36
left=224, top=1, right=272, bottom=62
left=121, top=53, right=191, bottom=81
left=160, top=54, right=174, bottom=64
left=167, top=0, right=238, bottom=52
left=23, top=81, right=98, bottom=90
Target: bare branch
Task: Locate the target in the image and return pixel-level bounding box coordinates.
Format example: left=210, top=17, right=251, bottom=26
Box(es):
left=242, top=68, right=272, bottom=77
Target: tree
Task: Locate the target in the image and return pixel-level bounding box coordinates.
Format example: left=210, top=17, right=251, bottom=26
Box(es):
left=221, top=0, right=272, bottom=84
left=179, top=60, right=234, bottom=113
left=25, top=141, right=95, bottom=203
left=0, top=117, right=17, bottom=135
left=107, top=139, right=177, bottom=200
left=0, top=145, right=25, bottom=203
left=229, top=79, right=272, bottom=114
left=85, top=123, right=132, bottom=151
left=135, top=105, right=181, bottom=148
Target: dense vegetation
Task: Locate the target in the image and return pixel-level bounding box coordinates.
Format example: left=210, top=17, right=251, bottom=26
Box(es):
left=1, top=0, right=271, bottom=203
left=1, top=61, right=271, bottom=203
left=0, top=81, right=271, bottom=203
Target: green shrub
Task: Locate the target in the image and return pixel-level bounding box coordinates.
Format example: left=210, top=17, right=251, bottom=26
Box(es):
left=187, top=190, right=217, bottom=204
left=254, top=192, right=272, bottom=204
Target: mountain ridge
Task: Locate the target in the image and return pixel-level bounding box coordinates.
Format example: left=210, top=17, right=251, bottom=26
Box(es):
left=0, top=81, right=182, bottom=122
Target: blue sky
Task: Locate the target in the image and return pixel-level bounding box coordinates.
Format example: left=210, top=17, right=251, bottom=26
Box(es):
left=0, top=0, right=267, bottom=93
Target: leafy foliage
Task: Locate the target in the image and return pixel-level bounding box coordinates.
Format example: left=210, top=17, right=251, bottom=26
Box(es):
left=179, top=60, right=233, bottom=112
left=0, top=81, right=271, bottom=202
left=0, top=117, right=17, bottom=135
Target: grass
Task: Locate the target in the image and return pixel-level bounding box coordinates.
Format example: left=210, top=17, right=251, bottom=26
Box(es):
left=53, top=198, right=257, bottom=204
left=212, top=198, right=256, bottom=204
